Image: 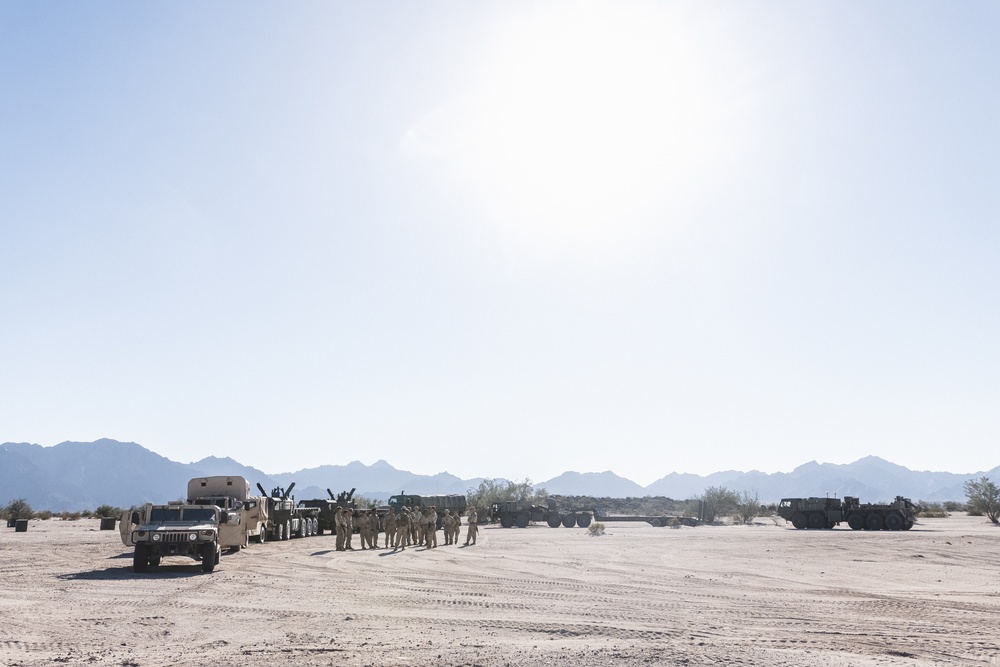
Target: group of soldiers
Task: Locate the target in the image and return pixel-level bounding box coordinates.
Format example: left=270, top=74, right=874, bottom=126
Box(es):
left=333, top=505, right=478, bottom=551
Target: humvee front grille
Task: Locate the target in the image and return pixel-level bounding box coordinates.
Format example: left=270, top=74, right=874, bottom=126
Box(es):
left=161, top=532, right=190, bottom=543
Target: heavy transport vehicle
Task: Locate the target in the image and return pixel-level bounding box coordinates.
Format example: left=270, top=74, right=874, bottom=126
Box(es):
left=489, top=499, right=595, bottom=528
left=778, top=495, right=922, bottom=531
left=188, top=476, right=268, bottom=549
left=388, top=492, right=466, bottom=529
left=298, top=488, right=354, bottom=535
left=123, top=502, right=235, bottom=573
left=256, top=483, right=321, bottom=540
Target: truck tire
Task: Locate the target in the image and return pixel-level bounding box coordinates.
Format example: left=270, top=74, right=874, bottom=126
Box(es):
left=317, top=525, right=324, bottom=536
left=885, top=512, right=904, bottom=531
left=284, top=520, right=291, bottom=540
left=865, top=513, right=884, bottom=531
left=133, top=544, right=149, bottom=573
left=562, top=514, right=576, bottom=528
left=298, top=521, right=306, bottom=538
left=148, top=554, right=161, bottom=567
left=547, top=514, right=562, bottom=528
left=808, top=512, right=825, bottom=529
left=515, top=513, right=530, bottom=528
left=649, top=518, right=662, bottom=527
left=847, top=514, right=864, bottom=530
left=257, top=529, right=266, bottom=544
left=276, top=523, right=284, bottom=541
left=500, top=514, right=514, bottom=528
left=903, top=520, right=914, bottom=530
left=202, top=541, right=217, bottom=573
left=791, top=513, right=807, bottom=529
left=577, top=513, right=592, bottom=528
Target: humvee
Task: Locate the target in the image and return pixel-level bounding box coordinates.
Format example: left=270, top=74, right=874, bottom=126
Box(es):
left=122, top=502, right=237, bottom=573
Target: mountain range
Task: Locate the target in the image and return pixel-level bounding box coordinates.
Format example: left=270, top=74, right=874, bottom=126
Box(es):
left=1, top=439, right=996, bottom=511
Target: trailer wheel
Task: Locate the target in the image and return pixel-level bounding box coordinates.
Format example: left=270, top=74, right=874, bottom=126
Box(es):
left=847, top=514, right=864, bottom=530
left=562, top=514, right=576, bottom=528
left=500, top=514, right=514, bottom=528
left=808, top=512, right=825, bottom=529
left=133, top=544, right=149, bottom=573
left=577, top=513, right=592, bottom=528
left=202, top=541, right=217, bottom=573
left=865, top=513, right=884, bottom=531
left=649, top=518, right=662, bottom=527
left=547, top=514, right=562, bottom=528
left=884, top=512, right=904, bottom=531
left=790, top=513, right=807, bottom=529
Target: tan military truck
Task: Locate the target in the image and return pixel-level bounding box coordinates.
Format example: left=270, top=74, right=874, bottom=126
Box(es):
left=122, top=502, right=232, bottom=573
left=187, top=476, right=269, bottom=549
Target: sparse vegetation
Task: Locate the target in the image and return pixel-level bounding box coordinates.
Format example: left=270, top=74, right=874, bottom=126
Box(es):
left=964, top=477, right=1000, bottom=525
left=34, top=510, right=53, bottom=520
left=466, top=478, right=548, bottom=515
left=697, top=486, right=740, bottom=524
left=587, top=522, right=606, bottom=536
left=59, top=511, right=82, bottom=521
left=94, top=504, right=123, bottom=519
left=1, top=498, right=33, bottom=521
left=732, top=489, right=762, bottom=525
left=917, top=501, right=949, bottom=518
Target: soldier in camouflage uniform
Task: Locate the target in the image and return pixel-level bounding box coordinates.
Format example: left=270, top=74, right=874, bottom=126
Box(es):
left=451, top=510, right=461, bottom=544
left=334, top=507, right=348, bottom=551
left=424, top=506, right=438, bottom=548
left=357, top=511, right=370, bottom=550
left=441, top=509, right=455, bottom=545
left=366, top=509, right=378, bottom=549
left=464, top=508, right=478, bottom=546
left=383, top=507, right=396, bottom=549
left=344, top=510, right=355, bottom=550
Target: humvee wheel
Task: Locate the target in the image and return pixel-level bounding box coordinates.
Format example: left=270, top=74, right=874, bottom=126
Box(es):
left=515, top=513, right=530, bottom=528
left=808, top=512, right=825, bottom=529
left=202, top=541, right=217, bottom=573
left=500, top=514, right=514, bottom=528
left=547, top=514, right=562, bottom=528
left=847, top=514, right=865, bottom=530
left=865, top=513, right=884, bottom=531
left=133, top=544, right=149, bottom=573
left=791, top=512, right=807, bottom=529
left=562, top=514, right=577, bottom=528
left=577, top=513, right=592, bottom=528
left=885, top=512, right=904, bottom=531
left=148, top=554, right=161, bottom=567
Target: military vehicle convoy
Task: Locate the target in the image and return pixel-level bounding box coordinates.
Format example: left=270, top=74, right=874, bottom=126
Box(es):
left=188, top=476, right=268, bottom=549
left=256, top=483, right=321, bottom=540
left=778, top=495, right=922, bottom=530
left=124, top=502, right=234, bottom=573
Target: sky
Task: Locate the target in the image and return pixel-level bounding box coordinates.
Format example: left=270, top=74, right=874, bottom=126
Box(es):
left=1, top=2, right=998, bottom=486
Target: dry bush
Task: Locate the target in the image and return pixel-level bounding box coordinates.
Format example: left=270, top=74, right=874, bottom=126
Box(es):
left=587, top=522, right=606, bottom=536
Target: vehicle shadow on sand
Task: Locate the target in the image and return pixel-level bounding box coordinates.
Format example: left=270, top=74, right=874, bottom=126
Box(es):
left=58, top=565, right=208, bottom=581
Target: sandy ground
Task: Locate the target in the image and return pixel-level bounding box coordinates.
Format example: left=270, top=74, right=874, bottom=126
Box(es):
left=1, top=515, right=998, bottom=666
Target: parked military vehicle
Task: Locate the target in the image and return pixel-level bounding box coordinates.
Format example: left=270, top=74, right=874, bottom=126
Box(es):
left=188, top=476, right=268, bottom=549
left=256, top=483, right=320, bottom=540
left=489, top=499, right=595, bottom=528
left=387, top=492, right=466, bottom=529
left=778, top=495, right=921, bottom=530
left=123, top=502, right=234, bottom=573
left=298, top=488, right=354, bottom=535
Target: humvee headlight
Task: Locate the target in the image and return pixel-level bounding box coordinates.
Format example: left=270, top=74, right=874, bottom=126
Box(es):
left=188, top=533, right=198, bottom=541
left=136, top=531, right=146, bottom=538
left=152, top=533, right=161, bottom=542
left=199, top=530, right=213, bottom=537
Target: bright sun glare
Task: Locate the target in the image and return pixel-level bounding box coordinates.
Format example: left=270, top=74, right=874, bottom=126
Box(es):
left=405, top=3, right=757, bottom=261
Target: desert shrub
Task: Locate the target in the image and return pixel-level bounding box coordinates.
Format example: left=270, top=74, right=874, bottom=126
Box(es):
left=697, top=486, right=740, bottom=523
left=732, top=489, right=762, bottom=525
left=943, top=500, right=967, bottom=513
left=94, top=504, right=123, bottom=518
left=34, top=510, right=53, bottom=520
left=354, top=495, right=381, bottom=509
left=60, top=511, right=82, bottom=521
left=917, top=501, right=948, bottom=518
left=467, top=478, right=547, bottom=515
left=964, top=477, right=1000, bottom=525
left=587, top=522, right=606, bottom=536
left=2, top=498, right=33, bottom=520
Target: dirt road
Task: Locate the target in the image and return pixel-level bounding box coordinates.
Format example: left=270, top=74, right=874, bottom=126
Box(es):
left=1, top=515, right=998, bottom=666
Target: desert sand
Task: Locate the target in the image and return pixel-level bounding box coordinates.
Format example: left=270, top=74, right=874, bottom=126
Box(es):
left=1, top=515, right=998, bottom=666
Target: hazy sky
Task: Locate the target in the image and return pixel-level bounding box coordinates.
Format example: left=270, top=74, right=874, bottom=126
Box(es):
left=2, top=2, right=998, bottom=486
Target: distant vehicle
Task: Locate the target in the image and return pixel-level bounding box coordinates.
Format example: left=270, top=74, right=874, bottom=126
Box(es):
left=123, top=502, right=236, bottom=573
left=488, top=499, right=595, bottom=528
left=387, top=492, right=466, bottom=529
left=778, top=495, right=922, bottom=530
left=256, top=483, right=320, bottom=540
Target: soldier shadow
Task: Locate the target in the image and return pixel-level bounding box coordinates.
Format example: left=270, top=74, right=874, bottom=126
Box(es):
left=310, top=550, right=336, bottom=556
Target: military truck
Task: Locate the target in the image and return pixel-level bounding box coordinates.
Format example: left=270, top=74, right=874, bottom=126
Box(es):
left=298, top=488, right=367, bottom=535
left=387, top=492, right=466, bottom=529
left=123, top=502, right=234, bottom=573
left=489, top=499, right=595, bottom=528
left=256, top=483, right=320, bottom=540
left=778, top=495, right=922, bottom=530
left=188, top=476, right=268, bottom=549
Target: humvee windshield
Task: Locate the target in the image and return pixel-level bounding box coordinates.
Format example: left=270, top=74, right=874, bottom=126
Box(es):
left=149, top=507, right=182, bottom=522
left=183, top=508, right=217, bottom=522
left=148, top=507, right=216, bottom=522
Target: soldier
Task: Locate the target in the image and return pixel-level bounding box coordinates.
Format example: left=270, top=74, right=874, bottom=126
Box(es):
left=366, top=509, right=378, bottom=549
left=464, top=508, right=478, bottom=546
left=334, top=506, right=347, bottom=551
left=395, top=509, right=410, bottom=550
left=442, top=509, right=454, bottom=545
left=383, top=507, right=396, bottom=549
left=357, top=511, right=370, bottom=550
left=345, top=510, right=355, bottom=550
left=451, top=510, right=461, bottom=544
left=425, top=506, right=438, bottom=548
